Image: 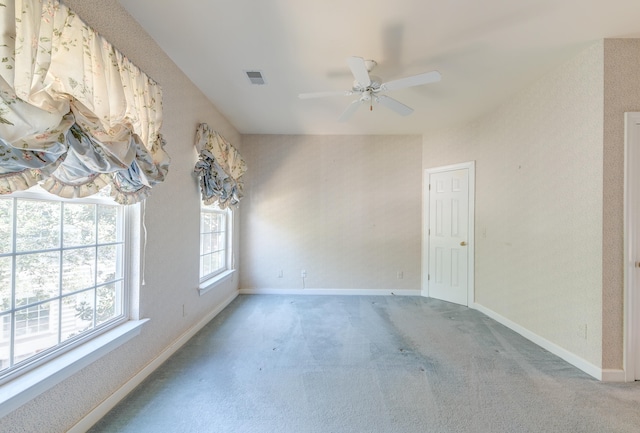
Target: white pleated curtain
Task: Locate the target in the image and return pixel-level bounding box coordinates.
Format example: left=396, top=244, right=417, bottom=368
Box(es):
left=0, top=0, right=170, bottom=204
left=194, top=124, right=246, bottom=209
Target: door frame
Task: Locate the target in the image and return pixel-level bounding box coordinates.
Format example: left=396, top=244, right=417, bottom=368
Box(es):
left=422, top=161, right=475, bottom=305
left=624, top=112, right=640, bottom=381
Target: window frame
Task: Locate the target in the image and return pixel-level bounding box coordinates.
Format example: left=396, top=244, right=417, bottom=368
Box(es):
left=0, top=187, right=136, bottom=385
left=198, top=202, right=234, bottom=293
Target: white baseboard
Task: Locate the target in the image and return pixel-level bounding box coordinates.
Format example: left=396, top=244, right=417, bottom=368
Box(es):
left=68, top=290, right=239, bottom=433
left=471, top=302, right=616, bottom=381
left=601, top=369, right=627, bottom=382
left=238, top=288, right=422, bottom=296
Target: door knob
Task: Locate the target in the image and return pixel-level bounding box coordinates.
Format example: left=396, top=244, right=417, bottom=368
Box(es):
left=460, top=241, right=467, bottom=246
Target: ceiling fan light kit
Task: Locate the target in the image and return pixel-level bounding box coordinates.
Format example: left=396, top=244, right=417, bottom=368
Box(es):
left=299, top=56, right=441, bottom=121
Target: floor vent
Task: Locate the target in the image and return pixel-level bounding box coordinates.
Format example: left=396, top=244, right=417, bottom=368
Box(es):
left=245, top=70, right=266, bottom=85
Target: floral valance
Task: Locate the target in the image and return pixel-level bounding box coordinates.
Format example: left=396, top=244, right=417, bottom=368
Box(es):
left=0, top=0, right=170, bottom=204
left=194, top=124, right=246, bottom=209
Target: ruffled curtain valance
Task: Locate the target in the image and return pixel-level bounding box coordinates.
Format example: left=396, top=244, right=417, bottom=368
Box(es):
left=0, top=0, right=170, bottom=204
left=194, top=124, right=246, bottom=209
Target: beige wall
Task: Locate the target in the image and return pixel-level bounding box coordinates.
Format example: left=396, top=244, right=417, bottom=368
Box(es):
left=239, top=135, right=422, bottom=293
left=423, top=42, right=605, bottom=366
left=602, top=39, right=640, bottom=368
left=0, top=1, right=242, bottom=431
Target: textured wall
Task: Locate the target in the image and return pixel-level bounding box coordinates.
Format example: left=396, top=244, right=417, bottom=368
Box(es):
left=602, top=39, right=640, bottom=369
left=0, top=1, right=241, bottom=431
left=423, top=42, right=605, bottom=366
left=239, top=135, right=422, bottom=293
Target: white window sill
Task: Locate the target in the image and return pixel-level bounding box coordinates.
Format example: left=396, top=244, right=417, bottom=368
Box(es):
left=0, top=319, right=149, bottom=419
left=199, top=269, right=236, bottom=296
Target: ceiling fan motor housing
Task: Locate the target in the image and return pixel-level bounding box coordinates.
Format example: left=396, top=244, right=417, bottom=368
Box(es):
left=359, top=90, right=372, bottom=101
left=352, top=76, right=382, bottom=92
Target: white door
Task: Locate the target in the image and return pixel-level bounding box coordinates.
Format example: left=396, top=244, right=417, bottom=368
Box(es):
left=424, top=164, right=473, bottom=306
left=625, top=112, right=640, bottom=381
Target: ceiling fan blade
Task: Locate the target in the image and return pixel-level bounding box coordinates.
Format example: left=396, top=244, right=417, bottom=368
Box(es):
left=338, top=100, right=362, bottom=122
left=376, top=95, right=413, bottom=116
left=346, top=56, right=371, bottom=87
left=380, top=70, right=441, bottom=92
left=298, top=90, right=353, bottom=99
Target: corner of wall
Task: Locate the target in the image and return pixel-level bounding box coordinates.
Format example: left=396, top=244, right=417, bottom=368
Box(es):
left=602, top=38, right=640, bottom=369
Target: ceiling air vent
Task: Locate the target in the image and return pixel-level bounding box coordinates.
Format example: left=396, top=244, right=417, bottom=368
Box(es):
left=244, top=70, right=266, bottom=85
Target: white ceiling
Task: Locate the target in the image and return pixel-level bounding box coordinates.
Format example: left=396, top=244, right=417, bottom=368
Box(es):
left=118, top=0, right=640, bottom=135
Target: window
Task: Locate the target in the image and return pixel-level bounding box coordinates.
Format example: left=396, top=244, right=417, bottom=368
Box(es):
left=0, top=188, right=131, bottom=380
left=199, top=203, right=231, bottom=282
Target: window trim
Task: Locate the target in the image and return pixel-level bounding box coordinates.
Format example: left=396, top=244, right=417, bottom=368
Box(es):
left=0, top=187, right=144, bottom=413
left=198, top=269, right=235, bottom=296
left=199, top=204, right=233, bottom=290
left=0, top=189, right=132, bottom=382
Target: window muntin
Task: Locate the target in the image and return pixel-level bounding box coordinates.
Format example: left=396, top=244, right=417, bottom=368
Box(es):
left=0, top=190, right=128, bottom=379
left=199, top=204, right=230, bottom=281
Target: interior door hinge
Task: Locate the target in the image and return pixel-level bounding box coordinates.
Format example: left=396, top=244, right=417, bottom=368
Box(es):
left=429, top=184, right=431, bottom=191
left=428, top=274, right=430, bottom=281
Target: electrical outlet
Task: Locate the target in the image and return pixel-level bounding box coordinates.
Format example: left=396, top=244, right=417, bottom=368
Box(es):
left=397, top=271, right=403, bottom=279
left=278, top=270, right=283, bottom=278
left=301, top=270, right=307, bottom=278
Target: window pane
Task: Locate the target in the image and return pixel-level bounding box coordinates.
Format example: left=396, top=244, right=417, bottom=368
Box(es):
left=16, top=200, right=60, bottom=251
left=0, top=199, right=12, bottom=254
left=98, top=205, right=119, bottom=243
left=205, top=213, right=218, bottom=233
left=213, top=232, right=225, bottom=252
left=61, top=290, right=94, bottom=342
left=62, top=247, right=96, bottom=293
left=97, top=245, right=121, bottom=284
left=13, top=300, right=59, bottom=365
left=201, top=212, right=211, bottom=233
left=1, top=313, right=9, bottom=340
left=0, top=313, right=10, bottom=372
left=221, top=231, right=227, bottom=252
left=202, top=252, right=223, bottom=276
left=212, top=251, right=223, bottom=272
left=63, top=203, right=96, bottom=247
left=96, top=283, right=120, bottom=325
left=212, top=214, right=221, bottom=232
left=201, top=254, right=210, bottom=278
left=208, top=253, right=216, bottom=274
left=15, top=252, right=60, bottom=304
left=200, top=206, right=229, bottom=281
left=202, top=233, right=212, bottom=254
left=205, top=253, right=214, bottom=275
left=0, top=257, right=11, bottom=313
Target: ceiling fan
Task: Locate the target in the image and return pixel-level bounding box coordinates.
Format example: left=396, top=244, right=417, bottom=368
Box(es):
left=298, top=56, right=441, bottom=122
